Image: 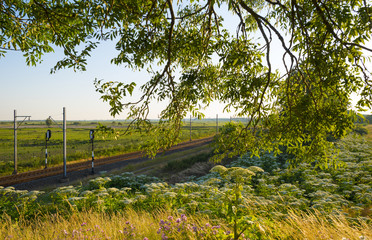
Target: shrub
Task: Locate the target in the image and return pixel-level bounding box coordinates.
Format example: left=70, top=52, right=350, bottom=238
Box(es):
left=164, top=152, right=213, bottom=172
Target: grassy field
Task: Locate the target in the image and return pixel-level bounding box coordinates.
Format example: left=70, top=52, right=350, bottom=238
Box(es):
left=0, top=119, right=236, bottom=176
left=1, top=120, right=370, bottom=176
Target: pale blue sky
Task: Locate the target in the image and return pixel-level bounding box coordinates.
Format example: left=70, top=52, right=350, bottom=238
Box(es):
left=0, top=41, right=152, bottom=120
left=0, top=6, right=240, bottom=121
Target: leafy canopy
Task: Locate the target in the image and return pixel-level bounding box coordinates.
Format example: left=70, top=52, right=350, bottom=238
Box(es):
left=1, top=0, right=372, bottom=164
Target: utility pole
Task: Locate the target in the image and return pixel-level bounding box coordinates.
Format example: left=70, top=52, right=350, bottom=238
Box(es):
left=189, top=115, right=192, bottom=141
left=216, top=114, right=218, bottom=134
left=62, top=107, right=67, bottom=180
left=13, top=110, right=31, bottom=175
left=48, top=108, right=68, bottom=182
left=13, top=110, right=16, bottom=175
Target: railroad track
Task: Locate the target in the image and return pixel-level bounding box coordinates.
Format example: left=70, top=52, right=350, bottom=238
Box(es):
left=0, top=137, right=214, bottom=187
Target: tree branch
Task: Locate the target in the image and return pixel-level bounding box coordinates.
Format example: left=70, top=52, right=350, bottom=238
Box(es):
left=311, top=0, right=372, bottom=52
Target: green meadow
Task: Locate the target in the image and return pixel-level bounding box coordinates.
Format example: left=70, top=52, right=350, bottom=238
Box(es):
left=0, top=119, right=231, bottom=176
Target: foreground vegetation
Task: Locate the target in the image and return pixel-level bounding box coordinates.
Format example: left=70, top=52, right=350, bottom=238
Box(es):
left=1, top=209, right=370, bottom=239
left=0, top=133, right=371, bottom=239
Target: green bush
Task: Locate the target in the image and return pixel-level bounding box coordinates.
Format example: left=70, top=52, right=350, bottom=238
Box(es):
left=164, top=152, right=213, bottom=172
left=353, top=125, right=368, bottom=135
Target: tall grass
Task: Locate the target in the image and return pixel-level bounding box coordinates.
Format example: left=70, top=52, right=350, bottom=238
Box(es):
left=266, top=210, right=372, bottom=239
left=0, top=208, right=370, bottom=239
left=0, top=209, right=220, bottom=240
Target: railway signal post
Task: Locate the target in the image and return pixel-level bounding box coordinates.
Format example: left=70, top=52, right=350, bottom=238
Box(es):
left=90, top=130, right=95, bottom=174
left=45, top=130, right=51, bottom=169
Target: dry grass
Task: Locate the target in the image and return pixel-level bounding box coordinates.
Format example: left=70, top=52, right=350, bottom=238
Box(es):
left=266, top=210, right=372, bottom=239
left=0, top=209, right=156, bottom=240
left=0, top=208, right=370, bottom=239
left=0, top=208, right=223, bottom=240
